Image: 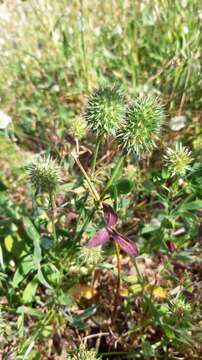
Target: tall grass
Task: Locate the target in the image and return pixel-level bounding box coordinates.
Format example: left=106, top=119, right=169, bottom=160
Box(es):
left=0, top=1, right=201, bottom=131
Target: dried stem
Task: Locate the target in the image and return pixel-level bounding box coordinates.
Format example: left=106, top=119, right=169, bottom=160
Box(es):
left=71, top=152, right=101, bottom=203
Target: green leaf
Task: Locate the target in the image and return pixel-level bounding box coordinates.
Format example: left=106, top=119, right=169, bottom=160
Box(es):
left=0, top=180, right=7, bottom=191
left=111, top=178, right=133, bottom=196
left=164, top=325, right=175, bottom=339
left=117, top=178, right=133, bottom=194
left=179, top=200, right=202, bottom=212
left=141, top=219, right=161, bottom=234
left=17, top=305, right=42, bottom=318
left=23, top=217, right=40, bottom=243
left=37, top=268, right=52, bottom=289
left=22, top=277, right=38, bottom=304
left=62, top=31, right=69, bottom=57
left=103, top=155, right=124, bottom=195
left=74, top=305, right=98, bottom=321
left=142, top=340, right=154, bottom=357
left=58, top=292, right=73, bottom=306
left=17, top=311, right=24, bottom=338
left=0, top=191, right=8, bottom=205
left=4, top=234, right=14, bottom=252
left=12, top=255, right=34, bottom=288
left=23, top=217, right=41, bottom=264
left=130, top=284, right=142, bottom=294
left=0, top=245, right=4, bottom=270
left=70, top=305, right=98, bottom=329
left=22, top=218, right=51, bottom=289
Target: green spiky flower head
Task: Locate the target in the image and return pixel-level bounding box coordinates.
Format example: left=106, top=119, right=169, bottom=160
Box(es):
left=27, top=156, right=61, bottom=193
left=84, top=85, right=126, bottom=136
left=118, top=96, right=165, bottom=155
left=164, top=143, right=193, bottom=177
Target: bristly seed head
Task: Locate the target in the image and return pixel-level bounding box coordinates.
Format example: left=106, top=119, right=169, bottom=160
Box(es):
left=84, top=85, right=126, bottom=136
left=118, top=96, right=165, bottom=155
left=164, top=143, right=193, bottom=177
left=27, top=156, right=61, bottom=193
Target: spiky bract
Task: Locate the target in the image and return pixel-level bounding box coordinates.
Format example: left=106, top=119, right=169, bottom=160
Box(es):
left=118, top=96, right=164, bottom=155
left=164, top=143, right=192, bottom=177
left=84, top=86, right=126, bottom=136
left=27, top=156, right=61, bottom=193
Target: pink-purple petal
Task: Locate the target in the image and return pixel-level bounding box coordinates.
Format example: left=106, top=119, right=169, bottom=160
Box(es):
left=103, top=203, right=118, bottom=227
left=66, top=134, right=77, bottom=145
left=112, top=230, right=139, bottom=257
left=166, top=240, right=177, bottom=253
left=87, top=228, right=110, bottom=248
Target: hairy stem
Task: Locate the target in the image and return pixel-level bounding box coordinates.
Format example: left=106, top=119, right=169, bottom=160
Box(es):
left=91, top=135, right=103, bottom=175
left=49, top=192, right=57, bottom=244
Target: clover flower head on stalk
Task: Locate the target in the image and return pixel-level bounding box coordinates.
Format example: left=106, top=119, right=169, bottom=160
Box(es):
left=69, top=116, right=87, bottom=139
left=79, top=246, right=103, bottom=266
left=164, top=143, right=193, bottom=177
left=118, top=96, right=165, bottom=156
left=27, top=155, right=61, bottom=194
left=84, top=85, right=126, bottom=136
left=67, top=344, right=101, bottom=360
left=171, top=297, right=192, bottom=317
left=87, top=203, right=138, bottom=257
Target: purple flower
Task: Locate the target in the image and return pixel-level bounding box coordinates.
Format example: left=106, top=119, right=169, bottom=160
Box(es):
left=87, top=203, right=138, bottom=257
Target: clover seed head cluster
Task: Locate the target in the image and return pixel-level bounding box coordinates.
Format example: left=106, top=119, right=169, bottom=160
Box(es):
left=118, top=96, right=165, bottom=155
left=164, top=143, right=192, bottom=177
left=84, top=86, right=126, bottom=136
left=85, top=87, right=165, bottom=156
left=67, top=347, right=100, bottom=360
left=27, top=156, right=61, bottom=193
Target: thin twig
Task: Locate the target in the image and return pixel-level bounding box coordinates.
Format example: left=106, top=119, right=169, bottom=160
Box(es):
left=83, top=332, right=109, bottom=341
